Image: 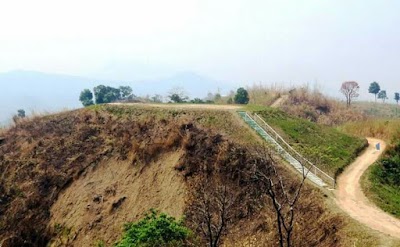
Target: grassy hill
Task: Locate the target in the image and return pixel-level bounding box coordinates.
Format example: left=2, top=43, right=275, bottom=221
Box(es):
left=254, top=108, right=367, bottom=177
left=0, top=104, right=395, bottom=246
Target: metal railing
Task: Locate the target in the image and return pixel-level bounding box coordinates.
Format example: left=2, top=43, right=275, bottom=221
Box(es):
left=245, top=112, right=336, bottom=188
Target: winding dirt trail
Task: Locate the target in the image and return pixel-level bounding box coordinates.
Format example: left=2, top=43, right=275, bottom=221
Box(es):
left=335, top=138, right=400, bottom=238
left=270, top=94, right=289, bottom=108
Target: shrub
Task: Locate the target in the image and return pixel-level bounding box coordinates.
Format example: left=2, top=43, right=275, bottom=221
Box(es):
left=115, top=209, right=191, bottom=247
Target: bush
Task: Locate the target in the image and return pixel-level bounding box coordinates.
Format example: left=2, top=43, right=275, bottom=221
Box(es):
left=115, top=209, right=191, bottom=247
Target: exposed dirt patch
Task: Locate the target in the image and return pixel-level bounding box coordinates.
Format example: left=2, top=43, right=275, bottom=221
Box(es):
left=336, top=138, right=400, bottom=239
left=49, top=152, right=185, bottom=246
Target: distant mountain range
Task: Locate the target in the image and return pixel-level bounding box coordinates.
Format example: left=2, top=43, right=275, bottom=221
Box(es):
left=0, top=70, right=231, bottom=125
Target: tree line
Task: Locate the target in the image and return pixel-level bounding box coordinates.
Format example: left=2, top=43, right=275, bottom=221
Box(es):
left=79, top=85, right=135, bottom=107
left=79, top=85, right=250, bottom=107
left=368, top=81, right=399, bottom=104
left=340, top=81, right=399, bottom=107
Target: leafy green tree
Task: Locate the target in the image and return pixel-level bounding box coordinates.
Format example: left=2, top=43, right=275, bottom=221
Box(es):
left=93, top=85, right=121, bottom=104
left=378, top=90, right=388, bottom=103
left=79, top=89, right=94, bottom=107
left=17, top=109, right=25, bottom=118
left=395, top=92, right=399, bottom=105
left=369, top=81, right=381, bottom=102
left=115, top=209, right=191, bottom=247
left=119, top=86, right=134, bottom=100
left=234, top=87, right=249, bottom=104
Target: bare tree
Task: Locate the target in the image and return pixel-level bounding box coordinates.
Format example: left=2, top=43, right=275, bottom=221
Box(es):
left=190, top=181, right=236, bottom=247
left=340, top=81, right=360, bottom=107
left=251, top=149, right=309, bottom=247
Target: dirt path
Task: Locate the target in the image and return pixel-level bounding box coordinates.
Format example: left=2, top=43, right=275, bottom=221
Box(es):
left=270, top=95, right=288, bottom=108
left=335, top=138, right=400, bottom=238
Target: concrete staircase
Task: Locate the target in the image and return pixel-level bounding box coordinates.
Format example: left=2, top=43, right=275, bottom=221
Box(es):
left=238, top=111, right=328, bottom=188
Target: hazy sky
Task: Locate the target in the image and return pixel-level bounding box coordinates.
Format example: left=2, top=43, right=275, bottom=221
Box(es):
left=1, top=0, right=399, bottom=99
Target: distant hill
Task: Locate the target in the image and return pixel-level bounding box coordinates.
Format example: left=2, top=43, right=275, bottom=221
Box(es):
left=134, top=71, right=227, bottom=98
left=0, top=70, right=228, bottom=124
left=0, top=70, right=96, bottom=125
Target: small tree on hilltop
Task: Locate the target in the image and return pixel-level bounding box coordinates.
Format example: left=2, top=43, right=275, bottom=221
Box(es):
left=394, top=92, right=399, bottom=105
left=151, top=94, right=163, bottom=103
left=119, top=86, right=134, bottom=100
left=93, top=85, right=121, bottom=104
left=340, top=81, right=360, bottom=107
left=13, top=109, right=26, bottom=124
left=234, top=87, right=249, bottom=104
left=17, top=109, right=26, bottom=118
left=369, top=81, right=381, bottom=102
left=79, top=89, right=94, bottom=107
left=168, top=87, right=189, bottom=103
left=378, top=90, right=388, bottom=103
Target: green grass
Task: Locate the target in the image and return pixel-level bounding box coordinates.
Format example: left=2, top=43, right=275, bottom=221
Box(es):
left=362, top=141, right=400, bottom=218
left=255, top=108, right=367, bottom=177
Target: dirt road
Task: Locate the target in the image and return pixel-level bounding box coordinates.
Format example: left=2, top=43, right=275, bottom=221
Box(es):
left=335, top=138, right=400, bottom=238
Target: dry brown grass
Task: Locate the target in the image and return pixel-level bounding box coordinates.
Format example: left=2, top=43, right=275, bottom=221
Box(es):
left=0, top=105, right=390, bottom=246
left=246, top=83, right=366, bottom=126
left=49, top=153, right=186, bottom=247
left=339, top=119, right=400, bottom=142
left=280, top=86, right=365, bottom=125
left=246, top=83, right=285, bottom=106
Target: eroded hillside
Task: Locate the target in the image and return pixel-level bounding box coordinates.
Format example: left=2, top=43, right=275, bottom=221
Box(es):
left=0, top=105, right=365, bottom=246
